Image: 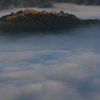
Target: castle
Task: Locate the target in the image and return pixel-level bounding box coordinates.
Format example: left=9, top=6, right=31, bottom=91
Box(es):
left=6, top=9, right=69, bottom=20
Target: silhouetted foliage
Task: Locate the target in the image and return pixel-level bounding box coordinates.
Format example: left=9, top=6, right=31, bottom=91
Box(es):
left=0, top=9, right=100, bottom=35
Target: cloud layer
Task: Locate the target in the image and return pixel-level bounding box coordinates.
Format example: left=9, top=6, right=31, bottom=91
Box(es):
left=0, top=25, right=100, bottom=100
left=0, top=3, right=100, bottom=100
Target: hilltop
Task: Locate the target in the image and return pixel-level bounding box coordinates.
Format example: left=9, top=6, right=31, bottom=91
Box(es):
left=0, top=9, right=100, bottom=35
left=0, top=9, right=83, bottom=34
left=1, top=9, right=69, bottom=21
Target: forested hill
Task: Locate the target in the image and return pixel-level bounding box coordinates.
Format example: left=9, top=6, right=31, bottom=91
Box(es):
left=0, top=9, right=82, bottom=33
left=0, top=9, right=100, bottom=34
left=0, top=0, right=100, bottom=9
left=54, top=0, right=100, bottom=5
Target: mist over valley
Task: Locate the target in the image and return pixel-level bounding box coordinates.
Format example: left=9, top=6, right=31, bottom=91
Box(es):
left=0, top=3, right=100, bottom=100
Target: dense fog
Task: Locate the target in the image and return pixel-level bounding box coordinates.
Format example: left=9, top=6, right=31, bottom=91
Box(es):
left=0, top=3, right=100, bottom=100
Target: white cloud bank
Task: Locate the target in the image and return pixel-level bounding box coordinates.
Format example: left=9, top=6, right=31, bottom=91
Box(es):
left=0, top=3, right=100, bottom=100
left=0, top=25, right=100, bottom=100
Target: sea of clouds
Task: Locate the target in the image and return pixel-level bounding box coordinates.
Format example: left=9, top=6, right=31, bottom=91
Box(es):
left=0, top=3, right=100, bottom=100
left=0, top=26, right=100, bottom=100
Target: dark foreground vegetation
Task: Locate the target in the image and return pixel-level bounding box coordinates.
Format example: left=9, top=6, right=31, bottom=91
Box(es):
left=0, top=9, right=100, bottom=35
left=0, top=0, right=100, bottom=9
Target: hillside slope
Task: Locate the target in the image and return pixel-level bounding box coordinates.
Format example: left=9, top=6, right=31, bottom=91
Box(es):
left=0, top=9, right=100, bottom=34
left=0, top=9, right=82, bottom=33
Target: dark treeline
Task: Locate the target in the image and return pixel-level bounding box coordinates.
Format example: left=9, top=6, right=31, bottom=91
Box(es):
left=0, top=9, right=100, bottom=35
left=0, top=0, right=100, bottom=9
left=0, top=11, right=81, bottom=34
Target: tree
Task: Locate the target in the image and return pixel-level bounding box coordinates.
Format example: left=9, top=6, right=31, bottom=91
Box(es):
left=60, top=11, right=65, bottom=14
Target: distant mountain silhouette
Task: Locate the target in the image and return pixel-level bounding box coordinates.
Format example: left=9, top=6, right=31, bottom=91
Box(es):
left=53, top=0, right=100, bottom=5
left=0, top=0, right=100, bottom=9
